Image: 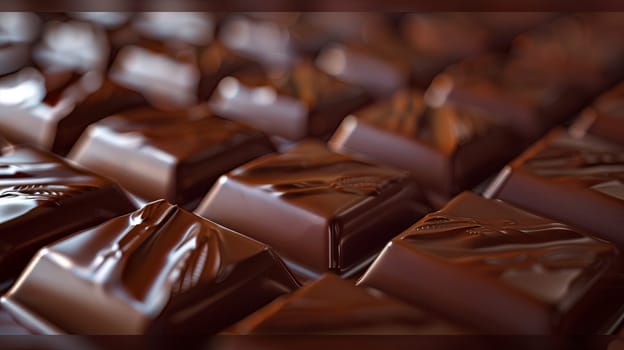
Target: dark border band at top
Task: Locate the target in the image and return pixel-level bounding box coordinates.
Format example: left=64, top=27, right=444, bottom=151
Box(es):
left=2, top=0, right=624, bottom=11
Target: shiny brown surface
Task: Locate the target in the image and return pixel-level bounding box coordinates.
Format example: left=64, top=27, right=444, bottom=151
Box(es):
left=0, top=67, right=146, bottom=155
left=0, top=145, right=136, bottom=291
left=1, top=200, right=299, bottom=334
left=486, top=128, right=624, bottom=248
left=572, top=82, right=624, bottom=146
left=359, top=192, right=624, bottom=334
left=69, top=106, right=274, bottom=207
left=209, top=61, right=370, bottom=141
left=229, top=273, right=469, bottom=334
left=330, top=89, right=516, bottom=197
left=197, top=141, right=431, bottom=277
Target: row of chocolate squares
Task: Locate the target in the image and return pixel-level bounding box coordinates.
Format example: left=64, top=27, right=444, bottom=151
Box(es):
left=2, top=12, right=624, bottom=155
left=0, top=113, right=621, bottom=334
left=0, top=177, right=620, bottom=335
left=1, top=12, right=554, bottom=77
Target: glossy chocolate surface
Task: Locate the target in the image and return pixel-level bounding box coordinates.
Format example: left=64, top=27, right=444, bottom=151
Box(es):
left=571, top=82, right=624, bottom=146
left=0, top=67, right=146, bottom=155
left=209, top=62, right=370, bottom=141
left=486, top=128, right=624, bottom=248
left=1, top=200, right=299, bottom=334
left=359, top=192, right=624, bottom=334
left=197, top=141, right=431, bottom=277
left=0, top=145, right=136, bottom=291
left=229, top=273, right=468, bottom=334
left=329, top=89, right=517, bottom=197
left=109, top=45, right=199, bottom=109
left=69, top=106, right=275, bottom=207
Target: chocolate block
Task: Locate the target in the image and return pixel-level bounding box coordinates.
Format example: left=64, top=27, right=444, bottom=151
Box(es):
left=425, top=54, right=596, bottom=140
left=196, top=141, right=431, bottom=278
left=485, top=128, right=624, bottom=248
left=0, top=68, right=146, bottom=155
left=0, top=145, right=136, bottom=291
left=229, top=273, right=469, bottom=334
left=131, top=12, right=215, bottom=47
left=315, top=41, right=411, bottom=98
left=218, top=16, right=299, bottom=68
left=571, top=82, right=624, bottom=146
left=109, top=45, right=199, bottom=109
left=209, top=62, right=370, bottom=141
left=359, top=192, right=624, bottom=334
left=0, top=13, right=41, bottom=76
left=1, top=200, right=299, bottom=334
left=69, top=106, right=275, bottom=208
left=33, top=20, right=110, bottom=73
left=329, top=89, right=517, bottom=198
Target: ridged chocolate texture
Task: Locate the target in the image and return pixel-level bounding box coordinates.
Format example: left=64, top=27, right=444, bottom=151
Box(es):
left=571, top=82, right=624, bottom=146
left=69, top=106, right=275, bottom=208
left=486, top=128, right=624, bottom=248
left=229, top=273, right=469, bottom=334
left=196, top=141, right=431, bottom=278
left=1, top=200, right=299, bottom=334
left=359, top=192, right=624, bottom=334
left=329, top=89, right=516, bottom=198
left=425, top=54, right=599, bottom=140
left=209, top=61, right=370, bottom=141
left=0, top=67, right=146, bottom=155
left=0, top=146, right=136, bottom=291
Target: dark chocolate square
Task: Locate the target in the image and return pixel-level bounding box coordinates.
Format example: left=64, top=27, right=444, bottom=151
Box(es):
left=0, top=145, right=136, bottom=290
left=69, top=106, right=275, bottom=208
left=209, top=62, right=370, bottom=141
left=196, top=141, right=431, bottom=277
left=329, top=89, right=517, bottom=198
left=229, top=273, right=469, bottom=334
left=1, top=200, right=299, bottom=334
left=359, top=192, right=624, bottom=334
left=485, top=128, right=624, bottom=248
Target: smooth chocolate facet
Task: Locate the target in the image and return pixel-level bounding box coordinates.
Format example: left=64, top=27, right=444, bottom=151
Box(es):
left=485, top=128, right=624, bottom=248
left=210, top=63, right=370, bottom=141
left=229, top=273, right=469, bottom=334
left=0, top=145, right=136, bottom=291
left=329, top=89, right=517, bottom=198
left=359, top=192, right=624, bottom=334
left=69, top=106, right=275, bottom=207
left=571, top=83, right=624, bottom=146
left=1, top=200, right=299, bottom=334
left=196, top=141, right=431, bottom=277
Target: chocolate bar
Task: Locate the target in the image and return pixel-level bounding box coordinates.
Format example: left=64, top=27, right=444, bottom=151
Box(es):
left=1, top=200, right=299, bottom=334
left=485, top=128, right=624, bottom=248
left=69, top=105, right=275, bottom=208
left=0, top=145, right=136, bottom=291
left=329, top=89, right=517, bottom=201
left=229, top=273, right=469, bottom=334
left=359, top=192, right=624, bottom=334
left=196, top=141, right=431, bottom=278
left=209, top=62, right=370, bottom=141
